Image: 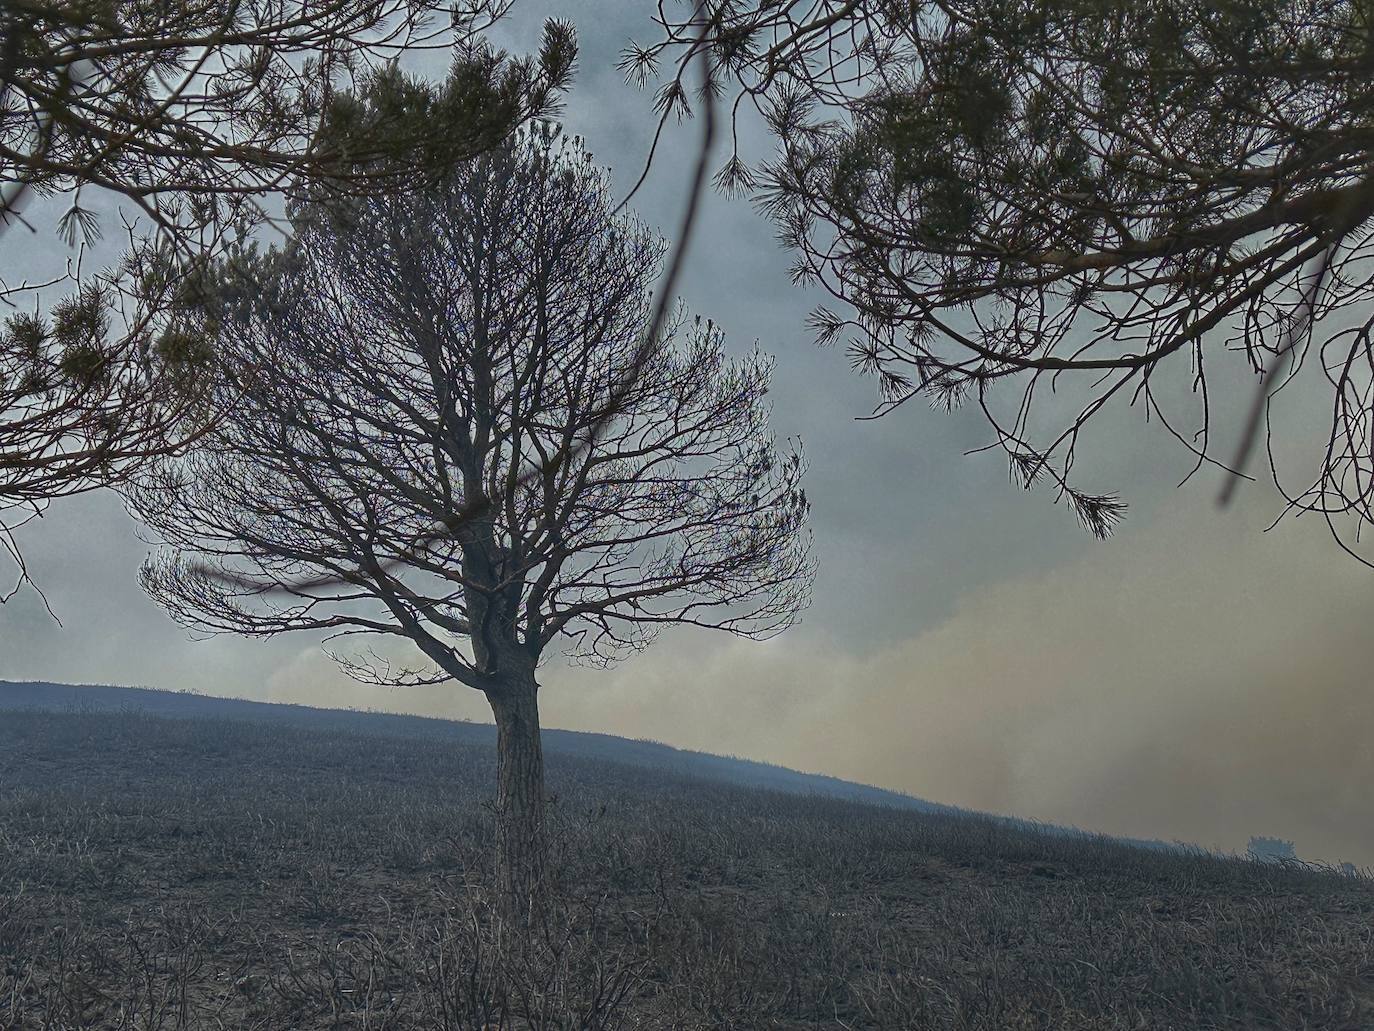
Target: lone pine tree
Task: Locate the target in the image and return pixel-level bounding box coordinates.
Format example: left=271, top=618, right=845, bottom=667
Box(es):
left=130, top=125, right=814, bottom=918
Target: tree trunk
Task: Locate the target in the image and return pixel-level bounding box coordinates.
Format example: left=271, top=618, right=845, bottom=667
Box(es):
left=486, top=671, right=546, bottom=927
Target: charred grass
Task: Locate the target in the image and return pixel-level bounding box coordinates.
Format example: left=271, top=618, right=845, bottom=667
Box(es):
left=1, top=708, right=1371, bottom=1029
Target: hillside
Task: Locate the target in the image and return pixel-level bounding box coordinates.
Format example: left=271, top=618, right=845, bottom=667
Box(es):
left=0, top=679, right=1193, bottom=854
left=1, top=678, right=957, bottom=813
left=1, top=700, right=1371, bottom=1029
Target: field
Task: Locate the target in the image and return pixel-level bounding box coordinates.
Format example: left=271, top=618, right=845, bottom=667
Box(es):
left=2, top=705, right=1371, bottom=1030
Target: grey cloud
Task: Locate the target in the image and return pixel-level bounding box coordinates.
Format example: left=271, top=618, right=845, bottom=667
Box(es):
left=540, top=490, right=1374, bottom=867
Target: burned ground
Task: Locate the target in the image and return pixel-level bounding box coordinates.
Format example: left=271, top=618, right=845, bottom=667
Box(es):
left=1, top=706, right=1371, bottom=1029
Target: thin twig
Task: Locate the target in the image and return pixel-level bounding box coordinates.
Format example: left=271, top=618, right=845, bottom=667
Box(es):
left=1217, top=241, right=1337, bottom=506
left=1217, top=171, right=1372, bottom=506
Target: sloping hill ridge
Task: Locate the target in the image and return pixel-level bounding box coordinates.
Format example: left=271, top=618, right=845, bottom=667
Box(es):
left=1, top=679, right=958, bottom=812
left=0, top=678, right=1194, bottom=853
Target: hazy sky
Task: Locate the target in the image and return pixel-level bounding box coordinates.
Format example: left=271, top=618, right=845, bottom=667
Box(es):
left=4, top=2, right=1373, bottom=866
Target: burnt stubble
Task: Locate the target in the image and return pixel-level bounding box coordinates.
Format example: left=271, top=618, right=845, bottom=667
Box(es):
left=2, top=705, right=1371, bottom=1030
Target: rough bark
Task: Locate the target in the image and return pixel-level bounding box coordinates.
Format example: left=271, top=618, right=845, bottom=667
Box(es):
left=486, top=669, right=546, bottom=927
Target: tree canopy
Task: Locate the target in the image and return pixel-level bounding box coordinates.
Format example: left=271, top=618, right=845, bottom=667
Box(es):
left=0, top=1, right=576, bottom=600
left=638, top=0, right=1374, bottom=548
left=1, top=1, right=576, bottom=246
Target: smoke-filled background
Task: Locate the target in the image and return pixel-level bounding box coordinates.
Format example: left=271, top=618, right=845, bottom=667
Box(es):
left=4, top=2, right=1372, bottom=866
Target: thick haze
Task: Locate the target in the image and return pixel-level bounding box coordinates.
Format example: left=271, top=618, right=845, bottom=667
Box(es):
left=3, top=3, right=1372, bottom=865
